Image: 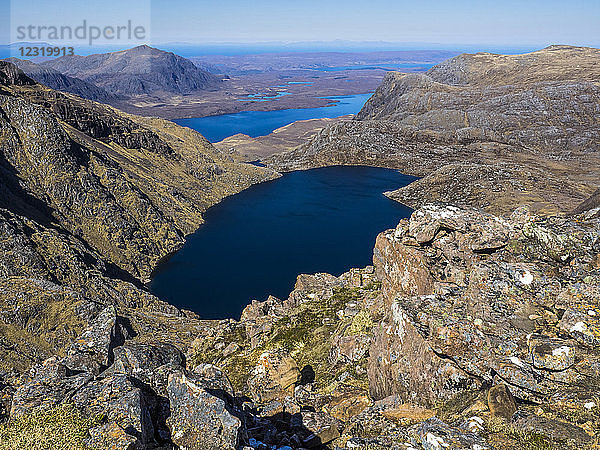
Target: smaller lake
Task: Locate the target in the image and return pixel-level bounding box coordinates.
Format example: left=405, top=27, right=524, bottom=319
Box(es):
left=149, top=166, right=416, bottom=319
left=174, top=93, right=372, bottom=142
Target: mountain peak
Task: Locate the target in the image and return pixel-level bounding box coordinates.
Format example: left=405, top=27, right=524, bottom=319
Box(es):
left=126, top=44, right=162, bottom=54
left=40, top=45, right=221, bottom=96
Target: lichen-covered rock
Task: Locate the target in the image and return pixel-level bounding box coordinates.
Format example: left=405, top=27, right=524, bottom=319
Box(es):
left=367, top=204, right=600, bottom=407
left=167, top=371, right=241, bottom=450
left=321, top=383, right=373, bottom=422
left=247, top=349, right=301, bottom=404
left=291, top=411, right=342, bottom=448
left=511, top=410, right=592, bottom=446
left=62, top=305, right=129, bottom=375
left=111, top=342, right=185, bottom=392
left=9, top=357, right=92, bottom=417
left=409, top=417, right=492, bottom=450
left=72, top=374, right=158, bottom=449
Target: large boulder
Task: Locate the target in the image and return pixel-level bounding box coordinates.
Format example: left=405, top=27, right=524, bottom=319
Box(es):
left=409, top=417, right=492, bottom=450
left=72, top=374, right=158, bottom=449
left=487, top=383, right=516, bottom=419
left=62, top=305, right=130, bottom=375
left=167, top=372, right=241, bottom=450
left=111, top=342, right=185, bottom=393
left=10, top=356, right=91, bottom=417
left=511, top=410, right=592, bottom=447
left=10, top=306, right=127, bottom=416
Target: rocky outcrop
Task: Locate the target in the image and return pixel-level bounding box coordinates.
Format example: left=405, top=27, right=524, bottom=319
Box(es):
left=265, top=46, right=600, bottom=215
left=247, top=349, right=301, bottom=403
left=167, top=372, right=242, bottom=449
left=6, top=304, right=242, bottom=449
left=368, top=204, right=600, bottom=409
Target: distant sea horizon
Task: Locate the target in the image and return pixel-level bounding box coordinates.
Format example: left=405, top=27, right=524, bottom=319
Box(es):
left=0, top=40, right=547, bottom=59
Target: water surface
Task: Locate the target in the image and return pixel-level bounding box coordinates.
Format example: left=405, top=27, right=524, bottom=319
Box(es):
left=149, top=166, right=415, bottom=318
left=174, top=93, right=371, bottom=142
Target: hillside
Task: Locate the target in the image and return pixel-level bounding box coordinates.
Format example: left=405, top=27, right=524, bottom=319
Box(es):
left=265, top=45, right=600, bottom=216
left=0, top=60, right=277, bottom=376
left=42, top=45, right=221, bottom=96
left=5, top=57, right=115, bottom=103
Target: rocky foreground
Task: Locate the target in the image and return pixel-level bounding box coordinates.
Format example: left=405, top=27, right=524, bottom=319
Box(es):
left=2, top=204, right=599, bottom=449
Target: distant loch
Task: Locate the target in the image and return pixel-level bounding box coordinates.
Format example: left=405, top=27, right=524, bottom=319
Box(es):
left=173, top=93, right=372, bottom=142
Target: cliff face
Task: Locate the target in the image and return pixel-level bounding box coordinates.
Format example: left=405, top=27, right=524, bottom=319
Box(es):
left=265, top=46, right=600, bottom=216
left=0, top=61, right=278, bottom=383
left=0, top=61, right=277, bottom=281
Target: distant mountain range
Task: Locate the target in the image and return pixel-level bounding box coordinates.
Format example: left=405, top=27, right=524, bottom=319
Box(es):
left=4, top=45, right=221, bottom=101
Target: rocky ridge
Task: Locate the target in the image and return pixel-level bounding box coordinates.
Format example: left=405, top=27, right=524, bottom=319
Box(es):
left=5, top=57, right=116, bottom=103
left=0, top=60, right=277, bottom=390
left=264, top=45, right=600, bottom=215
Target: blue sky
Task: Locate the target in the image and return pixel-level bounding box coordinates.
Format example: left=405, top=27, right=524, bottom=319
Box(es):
left=1, top=0, right=599, bottom=49
left=151, top=0, right=600, bottom=47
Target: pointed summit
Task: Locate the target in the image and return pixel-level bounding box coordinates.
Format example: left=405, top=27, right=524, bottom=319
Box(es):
left=40, top=45, right=220, bottom=96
